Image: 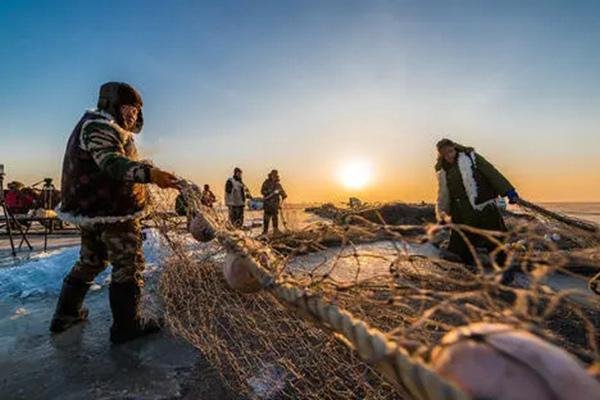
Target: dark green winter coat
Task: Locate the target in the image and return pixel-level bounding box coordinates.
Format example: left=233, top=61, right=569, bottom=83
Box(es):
left=435, top=145, right=514, bottom=263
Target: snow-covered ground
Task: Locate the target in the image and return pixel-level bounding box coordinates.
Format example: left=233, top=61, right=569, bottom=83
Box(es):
left=0, top=219, right=443, bottom=400
left=0, top=229, right=168, bottom=300
left=0, top=212, right=594, bottom=399
left=0, top=229, right=234, bottom=400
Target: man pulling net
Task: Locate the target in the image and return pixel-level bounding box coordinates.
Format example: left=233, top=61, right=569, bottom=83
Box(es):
left=51, top=82, right=180, bottom=344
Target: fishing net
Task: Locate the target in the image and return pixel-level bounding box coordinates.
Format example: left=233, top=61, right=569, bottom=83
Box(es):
left=145, top=184, right=600, bottom=399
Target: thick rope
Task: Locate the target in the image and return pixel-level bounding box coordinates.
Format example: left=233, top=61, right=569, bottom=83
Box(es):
left=213, top=229, right=470, bottom=400
left=171, top=179, right=471, bottom=399
left=516, top=198, right=599, bottom=233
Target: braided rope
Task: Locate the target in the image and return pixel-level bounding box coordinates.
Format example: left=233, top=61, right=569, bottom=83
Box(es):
left=172, top=179, right=470, bottom=399
left=214, top=229, right=470, bottom=400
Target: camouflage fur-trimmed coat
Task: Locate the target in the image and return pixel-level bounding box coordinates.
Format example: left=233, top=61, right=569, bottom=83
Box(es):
left=58, top=109, right=152, bottom=225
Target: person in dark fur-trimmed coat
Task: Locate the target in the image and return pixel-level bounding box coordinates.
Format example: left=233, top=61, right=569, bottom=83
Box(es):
left=51, top=82, right=180, bottom=343
left=435, top=139, right=519, bottom=269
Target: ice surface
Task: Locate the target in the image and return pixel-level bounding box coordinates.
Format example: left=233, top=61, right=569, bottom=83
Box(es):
left=286, top=241, right=442, bottom=281
left=0, top=225, right=440, bottom=300
left=0, top=229, right=168, bottom=300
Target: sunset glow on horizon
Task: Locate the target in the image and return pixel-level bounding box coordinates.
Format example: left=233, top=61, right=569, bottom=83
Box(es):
left=337, top=159, right=374, bottom=190
left=2, top=1, right=600, bottom=203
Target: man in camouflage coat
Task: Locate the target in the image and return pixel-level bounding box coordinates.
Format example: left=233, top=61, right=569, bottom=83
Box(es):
left=260, top=169, right=287, bottom=235
left=51, top=82, right=179, bottom=343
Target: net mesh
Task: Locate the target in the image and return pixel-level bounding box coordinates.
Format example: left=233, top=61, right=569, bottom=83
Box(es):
left=145, top=185, right=600, bottom=399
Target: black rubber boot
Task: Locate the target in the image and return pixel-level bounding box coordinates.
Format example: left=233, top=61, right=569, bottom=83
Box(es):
left=109, top=281, right=161, bottom=344
left=50, top=277, right=91, bottom=333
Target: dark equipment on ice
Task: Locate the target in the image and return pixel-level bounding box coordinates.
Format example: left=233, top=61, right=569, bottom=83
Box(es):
left=0, top=165, right=33, bottom=256
left=32, top=177, right=61, bottom=210
left=0, top=164, right=16, bottom=256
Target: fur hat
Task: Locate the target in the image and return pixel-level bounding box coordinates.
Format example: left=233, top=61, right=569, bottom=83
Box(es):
left=97, top=82, right=144, bottom=133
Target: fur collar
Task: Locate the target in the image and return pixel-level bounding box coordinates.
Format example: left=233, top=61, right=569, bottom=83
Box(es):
left=56, top=205, right=148, bottom=226
left=436, top=151, right=497, bottom=219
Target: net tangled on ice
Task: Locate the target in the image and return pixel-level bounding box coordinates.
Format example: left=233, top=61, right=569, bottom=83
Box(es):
left=146, top=186, right=600, bottom=399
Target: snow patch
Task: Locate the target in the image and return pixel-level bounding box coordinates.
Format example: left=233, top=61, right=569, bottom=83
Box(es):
left=0, top=229, right=168, bottom=300
left=247, top=362, right=287, bottom=399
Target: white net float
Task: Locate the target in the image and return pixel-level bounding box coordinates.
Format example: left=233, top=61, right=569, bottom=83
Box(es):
left=431, top=323, right=600, bottom=400
left=189, top=214, right=216, bottom=243
left=223, top=253, right=262, bottom=293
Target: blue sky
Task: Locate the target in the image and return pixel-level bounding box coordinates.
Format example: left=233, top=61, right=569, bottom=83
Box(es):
left=1, top=0, right=599, bottom=201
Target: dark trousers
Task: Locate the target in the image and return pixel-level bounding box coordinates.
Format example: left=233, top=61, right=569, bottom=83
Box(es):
left=448, top=230, right=507, bottom=267
left=228, top=206, right=244, bottom=228
left=263, top=210, right=279, bottom=234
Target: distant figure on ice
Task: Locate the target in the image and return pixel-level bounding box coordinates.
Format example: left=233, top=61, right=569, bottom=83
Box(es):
left=225, top=167, right=252, bottom=228
left=51, top=82, right=179, bottom=343
left=201, top=184, right=217, bottom=208
left=435, top=139, right=519, bottom=274
left=261, top=169, right=287, bottom=235
left=175, top=192, right=188, bottom=216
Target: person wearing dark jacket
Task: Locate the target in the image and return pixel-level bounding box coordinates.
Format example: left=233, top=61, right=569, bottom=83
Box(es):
left=201, top=184, right=217, bottom=208
left=225, top=168, right=252, bottom=228
left=435, top=139, right=519, bottom=270
left=260, top=169, right=287, bottom=235
left=51, top=82, right=179, bottom=343
left=175, top=193, right=188, bottom=216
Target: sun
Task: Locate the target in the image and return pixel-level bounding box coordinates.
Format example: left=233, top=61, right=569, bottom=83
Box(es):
left=337, top=159, right=373, bottom=190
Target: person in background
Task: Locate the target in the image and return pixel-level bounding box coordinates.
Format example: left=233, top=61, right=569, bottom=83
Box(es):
left=51, top=82, right=179, bottom=343
left=174, top=192, right=188, bottom=216
left=201, top=184, right=217, bottom=208
left=5, top=181, right=36, bottom=215
left=260, top=169, right=287, bottom=235
left=435, top=139, right=519, bottom=282
left=225, top=167, right=252, bottom=228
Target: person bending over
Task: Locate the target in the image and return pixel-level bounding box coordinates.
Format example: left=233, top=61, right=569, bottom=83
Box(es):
left=435, top=139, right=519, bottom=278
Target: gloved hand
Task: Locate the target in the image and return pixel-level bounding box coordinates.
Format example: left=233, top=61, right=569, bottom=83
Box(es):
left=506, top=189, right=519, bottom=204
left=149, top=168, right=179, bottom=189
left=437, top=212, right=451, bottom=225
